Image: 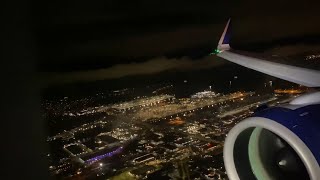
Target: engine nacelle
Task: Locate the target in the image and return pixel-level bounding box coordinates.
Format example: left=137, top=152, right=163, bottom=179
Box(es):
left=223, top=92, right=320, bottom=180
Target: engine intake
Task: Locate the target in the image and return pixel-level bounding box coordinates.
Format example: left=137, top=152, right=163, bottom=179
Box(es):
left=223, top=117, right=320, bottom=180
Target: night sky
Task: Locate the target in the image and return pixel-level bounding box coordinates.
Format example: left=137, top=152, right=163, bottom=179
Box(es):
left=34, top=0, right=320, bottom=85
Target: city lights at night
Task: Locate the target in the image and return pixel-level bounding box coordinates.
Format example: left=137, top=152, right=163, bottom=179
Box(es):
left=23, top=0, right=320, bottom=179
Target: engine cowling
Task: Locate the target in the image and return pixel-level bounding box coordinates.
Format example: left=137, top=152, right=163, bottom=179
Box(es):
left=223, top=92, right=320, bottom=180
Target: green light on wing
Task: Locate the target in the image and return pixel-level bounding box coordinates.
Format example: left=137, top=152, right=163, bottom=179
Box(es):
left=209, top=49, right=222, bottom=56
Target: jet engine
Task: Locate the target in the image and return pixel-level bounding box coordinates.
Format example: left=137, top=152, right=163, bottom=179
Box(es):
left=223, top=92, right=320, bottom=180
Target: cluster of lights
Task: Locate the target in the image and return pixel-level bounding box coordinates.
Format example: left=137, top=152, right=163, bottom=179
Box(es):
left=105, top=128, right=135, bottom=141
left=111, top=95, right=173, bottom=110
left=48, top=121, right=108, bottom=141
left=63, top=108, right=100, bottom=117
left=191, top=91, right=220, bottom=99
left=186, top=124, right=202, bottom=134
left=305, top=54, right=320, bottom=60
left=52, top=163, right=72, bottom=174
left=152, top=85, right=173, bottom=94
left=134, top=92, right=249, bottom=122
left=86, top=146, right=123, bottom=165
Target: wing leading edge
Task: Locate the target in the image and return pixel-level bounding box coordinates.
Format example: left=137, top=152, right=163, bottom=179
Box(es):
left=216, top=19, right=320, bottom=88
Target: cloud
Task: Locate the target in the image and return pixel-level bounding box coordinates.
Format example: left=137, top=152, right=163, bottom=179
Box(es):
left=41, top=55, right=225, bottom=86
left=40, top=44, right=320, bottom=87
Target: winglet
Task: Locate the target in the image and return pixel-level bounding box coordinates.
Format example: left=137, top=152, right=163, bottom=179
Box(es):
left=217, top=18, right=231, bottom=51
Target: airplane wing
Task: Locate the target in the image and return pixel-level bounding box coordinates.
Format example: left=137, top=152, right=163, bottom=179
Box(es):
left=215, top=19, right=320, bottom=88
left=216, top=19, right=320, bottom=180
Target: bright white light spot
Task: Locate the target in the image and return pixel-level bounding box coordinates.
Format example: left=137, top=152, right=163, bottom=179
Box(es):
left=278, top=160, right=287, bottom=166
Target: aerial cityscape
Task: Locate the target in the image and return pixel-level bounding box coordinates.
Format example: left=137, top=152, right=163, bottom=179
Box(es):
left=43, top=76, right=305, bottom=179
left=4, top=0, right=320, bottom=179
